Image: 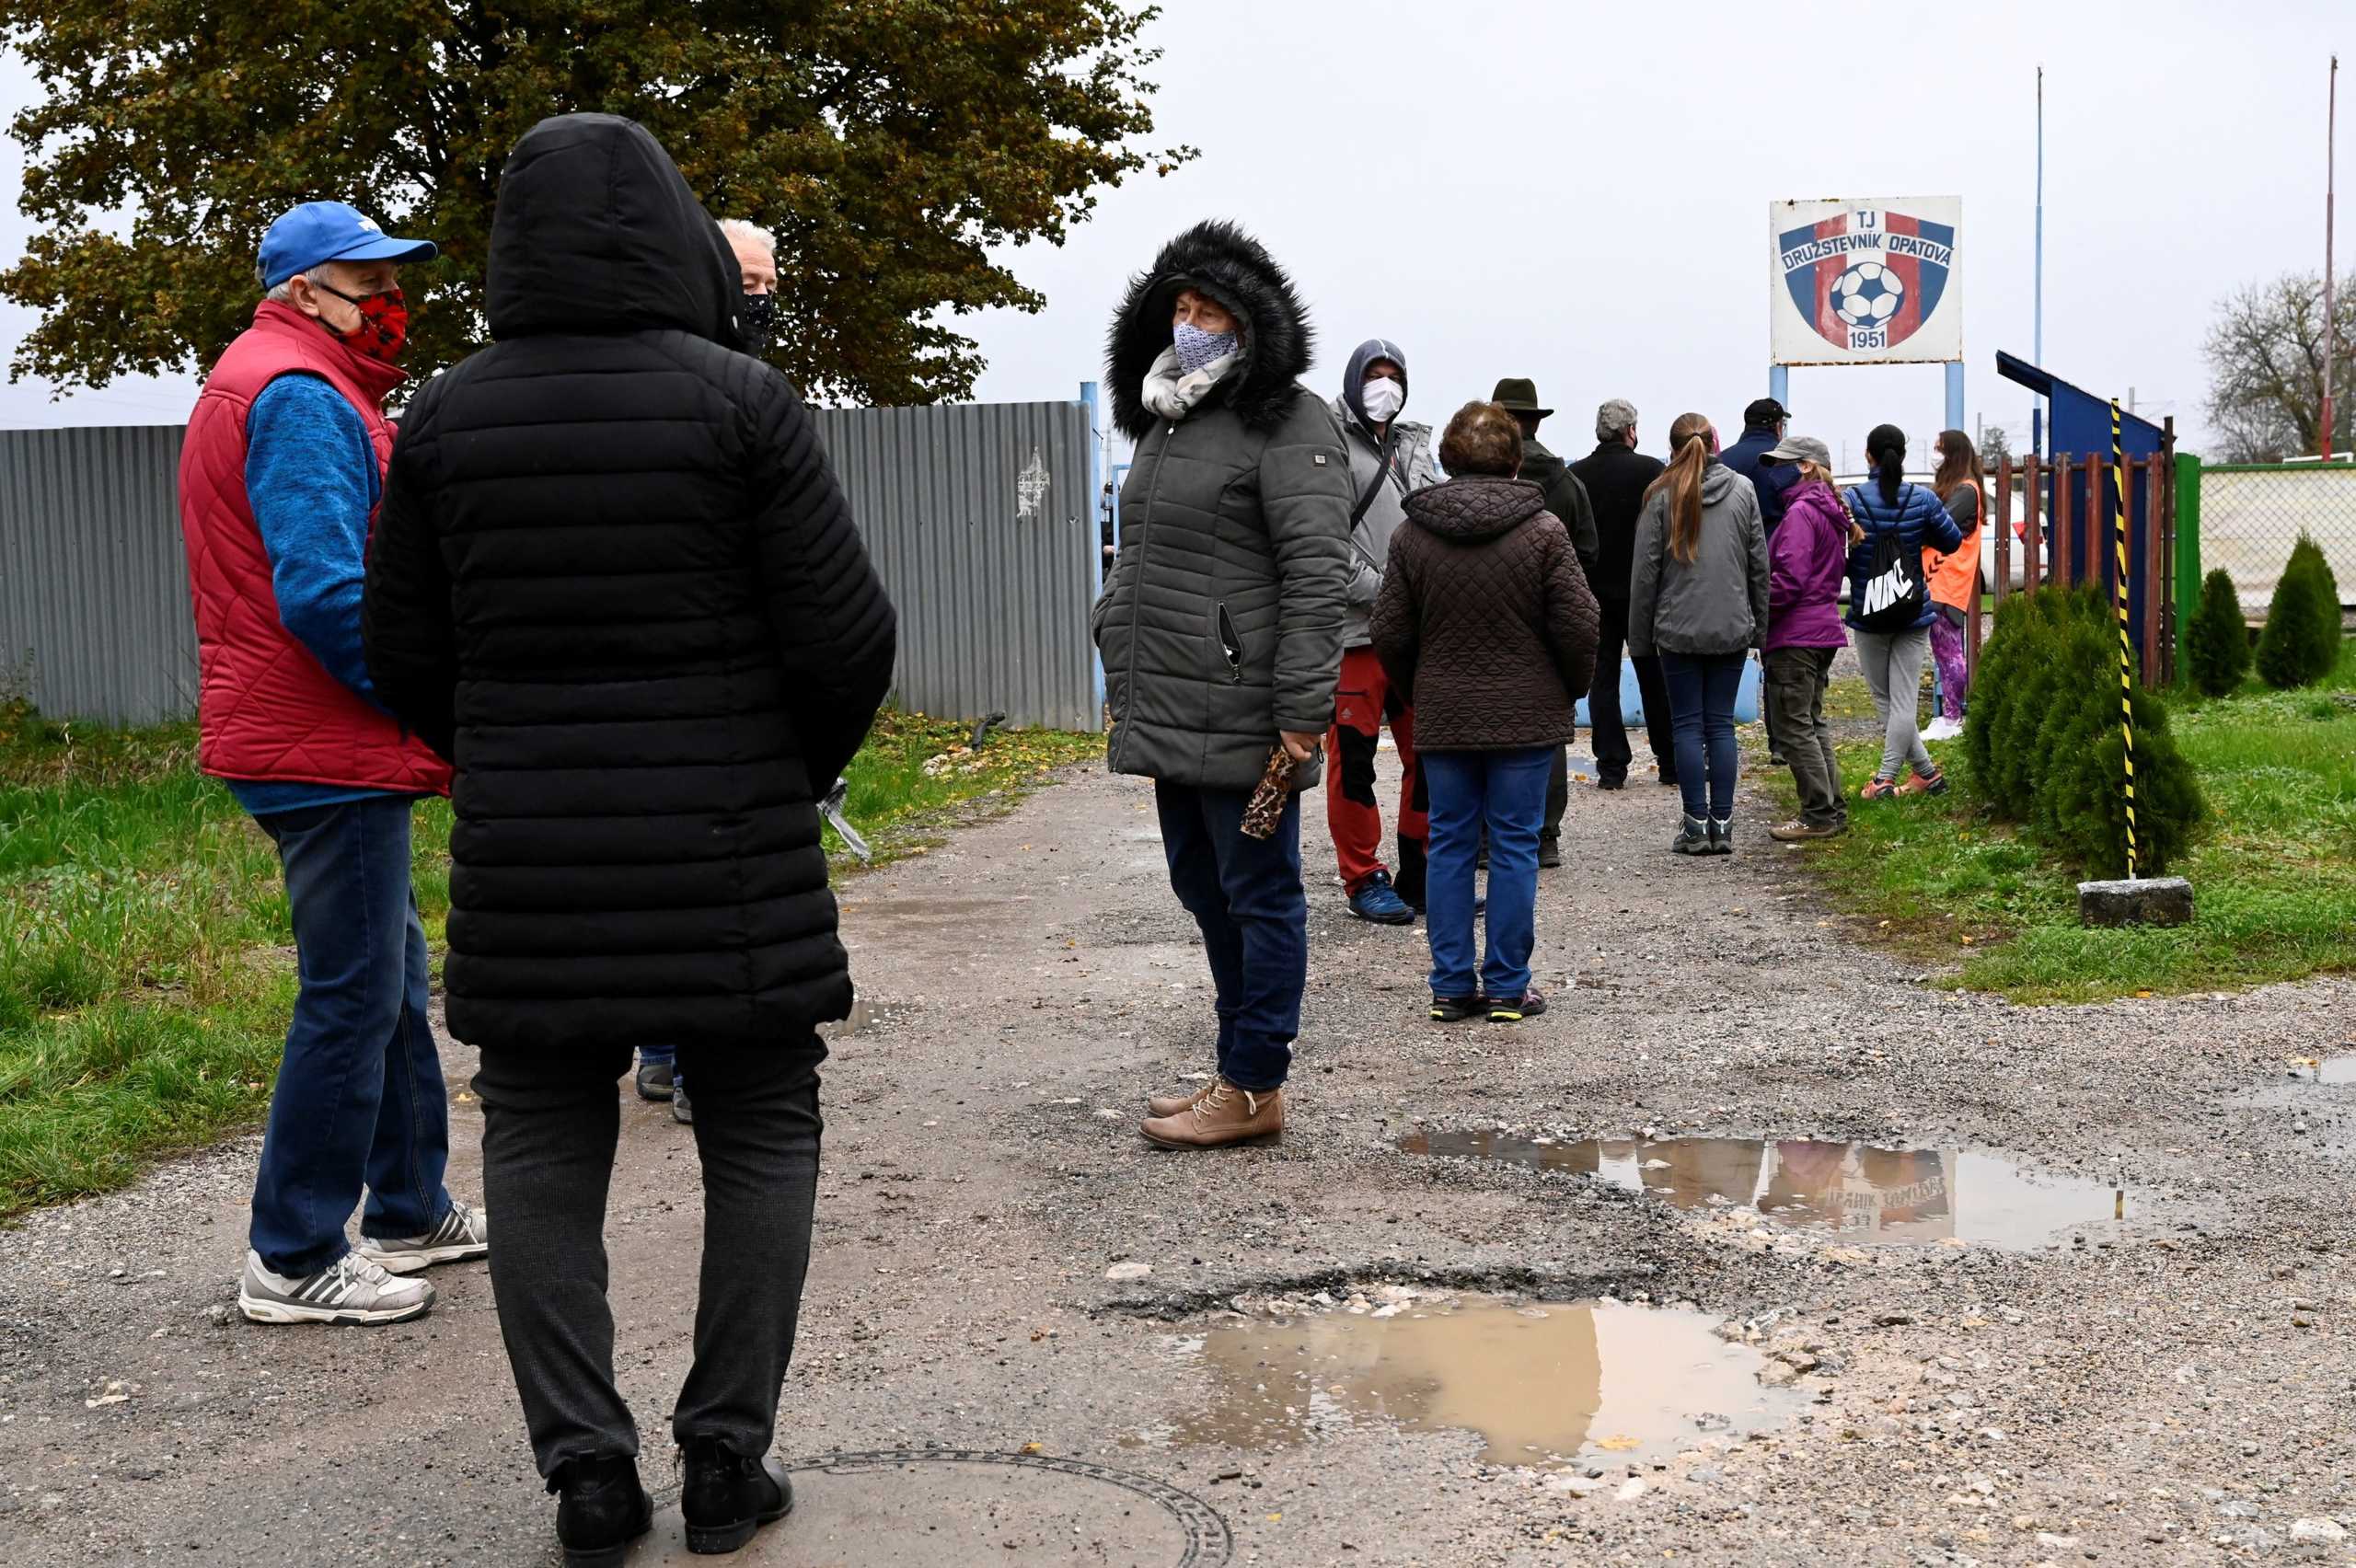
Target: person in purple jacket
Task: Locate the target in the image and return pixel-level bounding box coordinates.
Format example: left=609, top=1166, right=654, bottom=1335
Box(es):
left=1760, top=436, right=1858, bottom=842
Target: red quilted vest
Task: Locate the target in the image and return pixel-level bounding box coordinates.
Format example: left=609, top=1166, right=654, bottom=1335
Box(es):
left=178, top=302, right=451, bottom=795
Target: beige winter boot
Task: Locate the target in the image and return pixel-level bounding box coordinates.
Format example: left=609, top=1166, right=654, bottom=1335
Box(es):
left=1145, top=1080, right=1216, bottom=1118
left=1139, top=1079, right=1284, bottom=1149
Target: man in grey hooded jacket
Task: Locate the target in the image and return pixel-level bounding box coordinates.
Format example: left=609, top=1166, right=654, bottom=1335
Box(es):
left=1325, top=338, right=1436, bottom=925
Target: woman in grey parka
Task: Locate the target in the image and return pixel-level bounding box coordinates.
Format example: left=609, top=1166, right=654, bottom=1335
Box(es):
left=1091, top=219, right=1353, bottom=1151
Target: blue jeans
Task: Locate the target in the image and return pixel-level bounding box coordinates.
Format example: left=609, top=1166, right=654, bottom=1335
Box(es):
left=249, top=798, right=452, bottom=1277
left=1422, top=748, right=1552, bottom=1001
left=1660, top=651, right=1747, bottom=823
left=1156, top=779, right=1306, bottom=1093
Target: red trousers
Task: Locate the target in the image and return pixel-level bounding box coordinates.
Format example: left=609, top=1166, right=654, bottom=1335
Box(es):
left=1326, top=645, right=1429, bottom=902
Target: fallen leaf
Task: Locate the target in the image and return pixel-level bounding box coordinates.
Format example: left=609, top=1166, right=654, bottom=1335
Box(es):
left=1594, top=1435, right=1642, bottom=1451
left=1020, top=1441, right=1044, bottom=1455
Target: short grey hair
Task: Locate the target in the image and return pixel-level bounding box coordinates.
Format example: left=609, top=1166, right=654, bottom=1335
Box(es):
left=717, top=217, right=777, bottom=260
left=260, top=265, right=313, bottom=304
left=1596, top=398, right=1639, bottom=442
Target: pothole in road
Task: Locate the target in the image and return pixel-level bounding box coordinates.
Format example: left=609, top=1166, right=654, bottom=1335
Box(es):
left=1158, top=1295, right=1802, bottom=1469
left=1398, top=1130, right=2131, bottom=1250
left=2289, top=1055, right=2356, bottom=1085
left=635, top=1449, right=1230, bottom=1565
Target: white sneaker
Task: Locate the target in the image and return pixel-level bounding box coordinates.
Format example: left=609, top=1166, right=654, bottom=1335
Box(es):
left=1921, top=717, right=1964, bottom=743
left=354, top=1200, right=491, bottom=1274
left=237, top=1249, right=435, bottom=1326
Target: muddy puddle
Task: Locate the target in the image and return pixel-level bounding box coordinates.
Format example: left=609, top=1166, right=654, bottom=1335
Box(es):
left=1399, top=1130, right=2129, bottom=1249
left=2290, top=1055, right=2356, bottom=1085
left=820, top=997, right=912, bottom=1041
left=1166, top=1297, right=1799, bottom=1467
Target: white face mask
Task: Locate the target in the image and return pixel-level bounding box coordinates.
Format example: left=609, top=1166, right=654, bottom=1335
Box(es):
left=1359, top=375, right=1405, bottom=424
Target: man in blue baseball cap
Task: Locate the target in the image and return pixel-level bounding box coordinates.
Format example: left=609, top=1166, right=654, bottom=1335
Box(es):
left=177, top=199, right=486, bottom=1327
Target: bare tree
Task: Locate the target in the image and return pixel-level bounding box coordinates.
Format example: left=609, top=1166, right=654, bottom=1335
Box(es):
left=1980, top=424, right=2015, bottom=470
left=2202, top=272, right=2355, bottom=462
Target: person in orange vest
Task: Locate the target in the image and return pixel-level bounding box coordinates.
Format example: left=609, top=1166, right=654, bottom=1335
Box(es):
left=178, top=202, right=486, bottom=1328
left=1921, top=430, right=1987, bottom=743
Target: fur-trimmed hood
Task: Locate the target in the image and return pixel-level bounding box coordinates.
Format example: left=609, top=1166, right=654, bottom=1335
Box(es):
left=1108, top=220, right=1315, bottom=440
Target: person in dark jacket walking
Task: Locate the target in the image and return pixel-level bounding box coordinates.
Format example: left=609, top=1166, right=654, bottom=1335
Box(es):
left=1628, top=413, right=1770, bottom=855
left=1569, top=398, right=1673, bottom=790
left=364, top=114, right=896, bottom=1564
left=1488, top=378, right=1595, bottom=866
left=1326, top=337, right=1437, bottom=925
left=1092, top=219, right=1353, bottom=1151
left=1372, top=401, right=1599, bottom=1024
left=1844, top=424, right=1964, bottom=801
left=1760, top=438, right=1857, bottom=841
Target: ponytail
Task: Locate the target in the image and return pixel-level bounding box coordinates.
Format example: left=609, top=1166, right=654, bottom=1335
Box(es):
left=1866, top=421, right=1908, bottom=508
left=1645, top=411, right=1715, bottom=564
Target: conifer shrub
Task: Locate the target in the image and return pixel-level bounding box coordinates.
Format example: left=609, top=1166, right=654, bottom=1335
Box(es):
left=2256, top=535, right=2343, bottom=690
left=2182, top=568, right=2251, bottom=698
left=1964, top=587, right=2206, bottom=876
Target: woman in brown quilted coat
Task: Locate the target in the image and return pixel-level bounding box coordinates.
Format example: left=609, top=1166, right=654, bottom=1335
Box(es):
left=1371, top=401, right=1600, bottom=1025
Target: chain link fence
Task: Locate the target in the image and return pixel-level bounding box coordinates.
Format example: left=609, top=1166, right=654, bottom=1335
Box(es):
left=2195, top=462, right=2356, bottom=618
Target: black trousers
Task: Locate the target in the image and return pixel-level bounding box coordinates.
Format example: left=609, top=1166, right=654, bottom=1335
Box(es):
left=474, top=1041, right=825, bottom=1481
left=1588, top=597, right=1677, bottom=784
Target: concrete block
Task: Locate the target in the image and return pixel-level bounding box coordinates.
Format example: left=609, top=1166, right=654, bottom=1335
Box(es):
left=2076, top=876, right=2194, bottom=928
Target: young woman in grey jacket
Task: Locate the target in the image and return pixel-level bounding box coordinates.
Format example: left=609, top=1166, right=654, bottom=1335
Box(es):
left=1627, top=412, right=1771, bottom=855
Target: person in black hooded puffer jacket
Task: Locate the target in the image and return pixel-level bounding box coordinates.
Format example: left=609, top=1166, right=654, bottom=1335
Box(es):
left=1091, top=219, right=1353, bottom=1153
left=364, top=113, right=895, bottom=1562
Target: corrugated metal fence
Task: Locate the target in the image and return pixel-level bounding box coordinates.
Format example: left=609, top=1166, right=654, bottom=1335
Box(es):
left=0, top=391, right=1105, bottom=732
left=0, top=424, right=195, bottom=726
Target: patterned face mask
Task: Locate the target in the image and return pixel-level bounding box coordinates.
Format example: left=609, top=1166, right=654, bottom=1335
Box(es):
left=740, top=292, right=777, bottom=353
left=316, top=282, right=409, bottom=363
left=1173, top=321, right=1237, bottom=376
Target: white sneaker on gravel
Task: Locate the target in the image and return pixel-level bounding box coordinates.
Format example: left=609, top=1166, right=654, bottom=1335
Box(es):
left=354, top=1200, right=490, bottom=1274
left=1921, top=717, right=1965, bottom=742
left=237, top=1249, right=435, bottom=1326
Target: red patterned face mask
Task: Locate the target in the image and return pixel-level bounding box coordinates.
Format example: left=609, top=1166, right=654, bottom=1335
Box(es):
left=315, top=282, right=410, bottom=363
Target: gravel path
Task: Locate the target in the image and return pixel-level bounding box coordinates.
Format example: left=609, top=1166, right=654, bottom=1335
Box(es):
left=4, top=752, right=2351, bottom=1566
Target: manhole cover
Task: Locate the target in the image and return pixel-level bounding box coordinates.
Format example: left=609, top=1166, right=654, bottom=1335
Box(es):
left=634, top=1449, right=1230, bottom=1566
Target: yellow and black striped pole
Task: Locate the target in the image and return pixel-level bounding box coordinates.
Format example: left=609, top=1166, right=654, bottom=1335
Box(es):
left=2110, top=399, right=2138, bottom=881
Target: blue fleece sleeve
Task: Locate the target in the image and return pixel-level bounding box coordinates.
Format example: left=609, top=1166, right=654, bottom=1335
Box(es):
left=245, top=375, right=382, bottom=703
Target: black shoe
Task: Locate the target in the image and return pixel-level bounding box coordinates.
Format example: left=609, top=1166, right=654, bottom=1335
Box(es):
left=634, top=1059, right=675, bottom=1101
left=1488, top=989, right=1548, bottom=1023
left=682, top=1438, right=794, bottom=1555
left=1657, top=775, right=1680, bottom=789
left=1707, top=817, right=1734, bottom=856
left=1537, top=839, right=1563, bottom=870
left=1597, top=774, right=1627, bottom=791
left=1766, top=752, right=1787, bottom=768
left=554, top=1455, right=652, bottom=1568
left=1429, top=994, right=1484, bottom=1024
left=1671, top=815, right=1711, bottom=855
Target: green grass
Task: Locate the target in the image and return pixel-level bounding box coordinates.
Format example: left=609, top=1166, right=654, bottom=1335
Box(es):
left=0, top=702, right=1094, bottom=1218
left=1774, top=638, right=2356, bottom=1004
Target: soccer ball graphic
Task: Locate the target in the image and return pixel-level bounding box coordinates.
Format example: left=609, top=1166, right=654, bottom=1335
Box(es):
left=1831, top=262, right=1905, bottom=329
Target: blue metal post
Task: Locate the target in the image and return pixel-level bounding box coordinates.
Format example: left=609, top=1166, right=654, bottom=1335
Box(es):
left=2034, top=64, right=2046, bottom=457
left=1080, top=380, right=1105, bottom=722
left=1945, top=362, right=1966, bottom=434
left=1769, top=363, right=1789, bottom=410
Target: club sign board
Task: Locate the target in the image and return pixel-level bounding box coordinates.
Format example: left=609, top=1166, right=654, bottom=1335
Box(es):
left=1770, top=197, right=1960, bottom=365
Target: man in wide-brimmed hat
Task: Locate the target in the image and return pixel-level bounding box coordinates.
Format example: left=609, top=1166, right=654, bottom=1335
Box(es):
left=1487, top=377, right=1596, bottom=869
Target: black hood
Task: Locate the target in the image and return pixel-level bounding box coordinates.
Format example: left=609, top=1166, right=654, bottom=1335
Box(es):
left=1401, top=476, right=1549, bottom=543
left=1108, top=219, right=1314, bottom=439
left=1339, top=337, right=1408, bottom=432
left=486, top=113, right=741, bottom=347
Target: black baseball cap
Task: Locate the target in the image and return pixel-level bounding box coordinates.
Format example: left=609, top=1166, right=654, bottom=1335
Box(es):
left=1743, top=398, right=1790, bottom=427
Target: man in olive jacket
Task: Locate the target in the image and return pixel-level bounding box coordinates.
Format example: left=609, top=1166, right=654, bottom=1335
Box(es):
left=1092, top=219, right=1352, bottom=1150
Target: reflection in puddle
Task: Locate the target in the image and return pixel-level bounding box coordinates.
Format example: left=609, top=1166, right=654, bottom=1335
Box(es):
left=821, top=997, right=909, bottom=1041
left=1399, top=1131, right=2128, bottom=1248
left=1173, top=1301, right=1797, bottom=1466
left=2292, top=1056, right=2356, bottom=1085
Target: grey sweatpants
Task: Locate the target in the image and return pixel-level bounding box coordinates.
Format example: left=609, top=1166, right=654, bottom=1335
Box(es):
left=474, top=1041, right=824, bottom=1479
left=1853, top=627, right=1934, bottom=783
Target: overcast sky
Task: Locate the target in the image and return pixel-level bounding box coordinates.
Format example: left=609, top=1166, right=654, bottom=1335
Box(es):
left=2, top=1, right=2346, bottom=463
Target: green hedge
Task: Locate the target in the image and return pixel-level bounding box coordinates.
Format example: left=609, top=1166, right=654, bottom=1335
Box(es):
left=1962, top=587, right=2207, bottom=877
left=2256, top=534, right=2343, bottom=690
left=2182, top=568, right=2251, bottom=698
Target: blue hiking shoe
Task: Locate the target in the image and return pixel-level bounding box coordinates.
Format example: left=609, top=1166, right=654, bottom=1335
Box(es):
left=1348, top=870, right=1415, bottom=926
